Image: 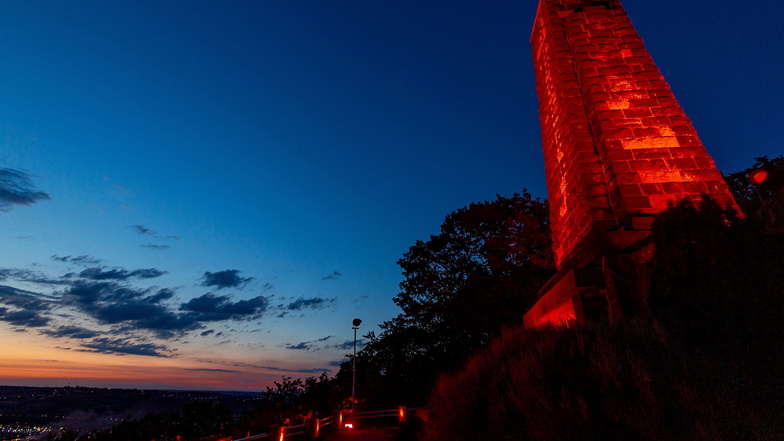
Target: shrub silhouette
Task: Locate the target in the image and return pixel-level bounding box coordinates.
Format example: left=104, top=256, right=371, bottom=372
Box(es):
left=423, top=197, right=784, bottom=441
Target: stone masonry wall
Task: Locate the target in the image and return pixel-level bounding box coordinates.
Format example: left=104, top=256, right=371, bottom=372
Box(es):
left=531, top=0, right=738, bottom=268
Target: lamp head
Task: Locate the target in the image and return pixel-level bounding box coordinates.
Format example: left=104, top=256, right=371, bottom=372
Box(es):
left=749, top=166, right=784, bottom=192
left=352, top=318, right=362, bottom=327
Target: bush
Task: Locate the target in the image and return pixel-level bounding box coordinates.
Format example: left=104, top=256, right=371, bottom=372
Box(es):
left=422, top=197, right=784, bottom=441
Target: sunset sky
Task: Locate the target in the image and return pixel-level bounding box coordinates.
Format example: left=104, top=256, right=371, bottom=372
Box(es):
left=0, top=0, right=781, bottom=392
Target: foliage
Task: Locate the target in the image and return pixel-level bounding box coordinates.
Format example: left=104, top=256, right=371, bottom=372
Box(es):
left=425, top=320, right=781, bottom=441
left=345, top=191, right=553, bottom=408
left=233, top=373, right=341, bottom=437
left=89, top=400, right=233, bottom=441
left=648, top=195, right=784, bottom=396
left=53, top=374, right=341, bottom=441
left=422, top=195, right=784, bottom=441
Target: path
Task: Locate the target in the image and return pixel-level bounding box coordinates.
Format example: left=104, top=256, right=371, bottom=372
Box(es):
left=321, top=426, right=396, bottom=441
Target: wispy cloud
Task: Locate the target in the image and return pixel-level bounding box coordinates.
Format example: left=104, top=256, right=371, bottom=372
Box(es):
left=0, top=284, right=52, bottom=328
left=142, top=244, right=169, bottom=250
left=0, top=263, right=274, bottom=357
left=0, top=308, right=49, bottom=327
left=78, top=337, right=171, bottom=357
left=285, top=296, right=336, bottom=311
left=0, top=268, right=68, bottom=286
left=41, top=325, right=99, bottom=339
left=180, top=293, right=269, bottom=322
left=322, top=271, right=343, bottom=281
left=131, top=225, right=156, bottom=236
left=76, top=267, right=167, bottom=281
left=51, top=255, right=102, bottom=266
left=230, top=362, right=332, bottom=374
left=0, top=168, right=50, bottom=211
left=200, top=270, right=254, bottom=290
left=328, top=340, right=364, bottom=351
left=185, top=368, right=240, bottom=373
left=282, top=335, right=334, bottom=351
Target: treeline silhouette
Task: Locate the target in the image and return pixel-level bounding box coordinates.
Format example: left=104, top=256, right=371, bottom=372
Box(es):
left=424, top=195, right=784, bottom=440
left=51, top=156, right=783, bottom=441
left=46, top=374, right=345, bottom=441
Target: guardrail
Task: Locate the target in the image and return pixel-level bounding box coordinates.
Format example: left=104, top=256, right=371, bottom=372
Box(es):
left=234, top=406, right=413, bottom=441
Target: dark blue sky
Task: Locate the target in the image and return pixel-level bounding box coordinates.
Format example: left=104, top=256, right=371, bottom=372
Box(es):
left=0, top=0, right=780, bottom=390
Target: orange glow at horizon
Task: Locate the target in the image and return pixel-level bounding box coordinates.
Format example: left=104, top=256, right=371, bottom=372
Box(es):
left=0, top=324, right=333, bottom=391
left=0, top=342, right=294, bottom=391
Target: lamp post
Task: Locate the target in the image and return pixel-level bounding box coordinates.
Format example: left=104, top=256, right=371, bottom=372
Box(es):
left=351, top=318, right=361, bottom=412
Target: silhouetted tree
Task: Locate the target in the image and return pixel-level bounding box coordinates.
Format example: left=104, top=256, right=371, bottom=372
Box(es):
left=233, top=373, right=340, bottom=438
left=349, top=191, right=553, bottom=407
left=424, top=193, right=784, bottom=441
left=92, top=399, right=233, bottom=441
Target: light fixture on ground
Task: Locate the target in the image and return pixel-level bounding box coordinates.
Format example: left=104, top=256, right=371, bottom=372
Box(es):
left=351, top=318, right=361, bottom=412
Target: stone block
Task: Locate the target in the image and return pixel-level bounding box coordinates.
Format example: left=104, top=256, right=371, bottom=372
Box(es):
left=669, top=116, right=694, bottom=126
left=606, top=149, right=634, bottom=161
left=623, top=197, right=653, bottom=209
left=585, top=182, right=609, bottom=196
left=641, top=116, right=671, bottom=126
left=615, top=172, right=642, bottom=185
left=670, top=146, right=707, bottom=158
left=682, top=181, right=709, bottom=193
left=659, top=182, right=683, bottom=194
left=639, top=183, right=664, bottom=195
left=622, top=108, right=653, bottom=118
left=693, top=156, right=716, bottom=169
left=629, top=158, right=667, bottom=171
left=618, top=184, right=643, bottom=197
left=630, top=148, right=672, bottom=159
left=666, top=158, right=698, bottom=170
left=675, top=136, right=702, bottom=147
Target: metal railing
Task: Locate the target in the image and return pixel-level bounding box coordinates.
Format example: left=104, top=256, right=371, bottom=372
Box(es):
left=234, top=406, right=413, bottom=441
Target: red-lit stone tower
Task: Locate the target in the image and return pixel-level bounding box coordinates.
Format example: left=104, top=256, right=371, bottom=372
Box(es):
left=523, top=0, right=739, bottom=327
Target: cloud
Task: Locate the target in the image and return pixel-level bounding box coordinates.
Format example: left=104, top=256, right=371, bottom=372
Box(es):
left=77, top=267, right=167, bottom=281
left=230, top=362, right=332, bottom=374
left=285, top=296, right=336, bottom=311
left=285, top=342, right=311, bottom=350
left=200, top=270, right=254, bottom=290
left=78, top=337, right=170, bottom=357
left=131, top=225, right=155, bottom=236
left=0, top=285, right=61, bottom=329
left=185, top=368, right=240, bottom=373
left=0, top=308, right=49, bottom=327
left=60, top=281, right=198, bottom=338
left=0, top=284, right=54, bottom=309
left=0, top=263, right=273, bottom=353
left=329, top=340, right=364, bottom=351
left=0, top=168, right=50, bottom=211
left=322, top=271, right=342, bottom=281
left=180, top=293, right=269, bottom=322
left=41, top=325, right=99, bottom=339
left=142, top=244, right=169, bottom=250
left=0, top=268, right=67, bottom=286
left=51, top=255, right=102, bottom=266
left=282, top=335, right=334, bottom=351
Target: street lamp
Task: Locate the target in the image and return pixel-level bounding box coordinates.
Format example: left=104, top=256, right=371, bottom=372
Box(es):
left=351, top=318, right=362, bottom=412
